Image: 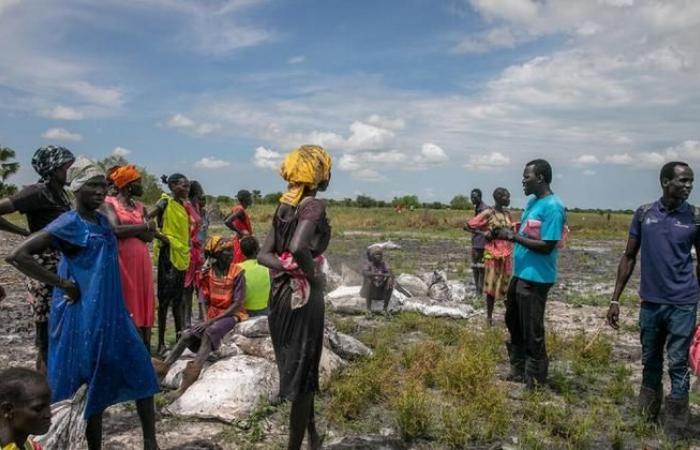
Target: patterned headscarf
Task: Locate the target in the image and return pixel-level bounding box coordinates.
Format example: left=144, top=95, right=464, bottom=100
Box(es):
left=31, top=145, right=75, bottom=180
left=67, top=156, right=105, bottom=192
left=279, top=145, right=332, bottom=206
left=110, top=165, right=141, bottom=189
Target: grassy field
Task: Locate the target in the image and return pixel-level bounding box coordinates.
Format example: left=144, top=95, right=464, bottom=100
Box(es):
left=229, top=204, right=633, bottom=240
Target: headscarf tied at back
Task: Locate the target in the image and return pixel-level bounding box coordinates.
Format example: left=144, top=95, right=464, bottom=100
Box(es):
left=67, top=156, right=105, bottom=192
left=279, top=145, right=332, bottom=207
left=31, top=145, right=75, bottom=180
left=205, top=235, right=233, bottom=255
left=110, top=165, right=141, bottom=189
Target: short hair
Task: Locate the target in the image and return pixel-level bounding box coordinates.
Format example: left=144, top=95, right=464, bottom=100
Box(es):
left=239, top=236, right=259, bottom=259
left=526, top=159, right=553, bottom=184
left=492, top=187, right=508, bottom=201
left=237, top=190, right=252, bottom=202
left=0, top=367, right=47, bottom=406
left=660, top=161, right=690, bottom=183
left=470, top=188, right=482, bottom=196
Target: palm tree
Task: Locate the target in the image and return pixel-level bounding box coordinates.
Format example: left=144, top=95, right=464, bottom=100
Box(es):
left=0, top=146, right=20, bottom=196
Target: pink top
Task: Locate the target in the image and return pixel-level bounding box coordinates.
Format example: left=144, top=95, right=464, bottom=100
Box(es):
left=104, top=196, right=155, bottom=327
left=467, top=208, right=514, bottom=259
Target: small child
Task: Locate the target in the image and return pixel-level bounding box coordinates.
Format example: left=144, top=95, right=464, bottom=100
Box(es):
left=361, top=246, right=395, bottom=315
left=153, top=235, right=270, bottom=395
left=0, top=368, right=51, bottom=450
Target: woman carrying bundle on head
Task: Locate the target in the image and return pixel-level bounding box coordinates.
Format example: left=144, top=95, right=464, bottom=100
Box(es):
left=147, top=173, right=191, bottom=356
left=7, top=157, right=159, bottom=450
left=101, top=165, right=157, bottom=352
left=224, top=189, right=253, bottom=263
left=258, top=145, right=332, bottom=450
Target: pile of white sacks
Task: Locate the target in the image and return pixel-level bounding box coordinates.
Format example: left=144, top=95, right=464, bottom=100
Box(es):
left=163, top=245, right=478, bottom=423
left=162, top=316, right=372, bottom=423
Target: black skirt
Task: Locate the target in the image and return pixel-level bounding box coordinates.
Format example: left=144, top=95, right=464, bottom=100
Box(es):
left=157, top=245, right=186, bottom=303
left=268, top=272, right=325, bottom=402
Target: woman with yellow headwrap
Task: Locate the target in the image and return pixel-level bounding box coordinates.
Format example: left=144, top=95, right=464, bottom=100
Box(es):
left=257, top=144, right=331, bottom=450
left=101, top=165, right=157, bottom=352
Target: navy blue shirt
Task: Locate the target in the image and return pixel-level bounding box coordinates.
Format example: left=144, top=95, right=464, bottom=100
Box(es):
left=630, top=200, right=700, bottom=304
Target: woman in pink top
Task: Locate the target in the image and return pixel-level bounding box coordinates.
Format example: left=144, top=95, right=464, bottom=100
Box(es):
left=466, top=187, right=513, bottom=327
left=101, top=165, right=157, bottom=351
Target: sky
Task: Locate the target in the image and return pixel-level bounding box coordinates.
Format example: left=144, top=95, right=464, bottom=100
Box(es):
left=1, top=0, right=700, bottom=209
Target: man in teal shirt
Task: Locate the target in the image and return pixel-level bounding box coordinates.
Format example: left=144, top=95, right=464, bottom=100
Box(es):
left=496, top=159, right=566, bottom=389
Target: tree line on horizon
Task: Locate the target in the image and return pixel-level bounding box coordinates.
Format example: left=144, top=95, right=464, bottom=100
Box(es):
left=0, top=146, right=635, bottom=215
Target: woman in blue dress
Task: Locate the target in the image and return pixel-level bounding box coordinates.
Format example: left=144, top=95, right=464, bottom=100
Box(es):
left=7, top=157, right=159, bottom=450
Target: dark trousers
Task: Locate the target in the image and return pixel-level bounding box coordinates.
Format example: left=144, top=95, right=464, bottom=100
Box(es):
left=505, top=277, right=552, bottom=366
left=639, top=302, right=697, bottom=398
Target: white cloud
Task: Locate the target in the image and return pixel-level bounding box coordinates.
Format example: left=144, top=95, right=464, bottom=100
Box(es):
left=338, top=151, right=406, bottom=177
left=67, top=81, right=124, bottom=109
left=573, top=154, right=599, bottom=165
left=414, top=143, right=448, bottom=165
left=353, top=168, right=383, bottom=182
left=296, top=120, right=396, bottom=153
left=453, top=27, right=522, bottom=54
left=165, top=113, right=220, bottom=135
left=112, top=146, right=132, bottom=157
left=43, top=105, right=84, bottom=120
left=288, top=56, right=305, bottom=64
left=167, top=113, right=195, bottom=128
left=605, top=153, right=633, bottom=165
left=194, top=157, right=231, bottom=169
left=583, top=169, right=597, bottom=176
left=41, top=127, right=82, bottom=142
left=253, top=146, right=283, bottom=170
left=120, top=0, right=273, bottom=56
left=465, top=152, right=511, bottom=171
left=366, top=114, right=405, bottom=130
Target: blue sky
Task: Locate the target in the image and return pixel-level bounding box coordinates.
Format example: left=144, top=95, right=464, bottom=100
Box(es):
left=1, top=0, right=699, bottom=209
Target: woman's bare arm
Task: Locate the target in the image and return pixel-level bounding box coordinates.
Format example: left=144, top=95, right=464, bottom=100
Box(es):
left=6, top=232, right=79, bottom=300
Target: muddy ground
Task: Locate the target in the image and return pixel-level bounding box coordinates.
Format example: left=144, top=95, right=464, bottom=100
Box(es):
left=1, top=230, right=698, bottom=449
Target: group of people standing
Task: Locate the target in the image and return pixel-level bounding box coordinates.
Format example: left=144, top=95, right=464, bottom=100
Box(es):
left=0, top=145, right=698, bottom=448
left=0, top=144, right=332, bottom=450
left=466, top=159, right=700, bottom=441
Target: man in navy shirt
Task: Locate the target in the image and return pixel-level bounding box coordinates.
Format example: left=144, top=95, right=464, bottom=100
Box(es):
left=608, top=161, right=699, bottom=441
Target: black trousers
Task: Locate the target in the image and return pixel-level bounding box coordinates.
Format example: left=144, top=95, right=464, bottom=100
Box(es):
left=505, top=277, right=552, bottom=362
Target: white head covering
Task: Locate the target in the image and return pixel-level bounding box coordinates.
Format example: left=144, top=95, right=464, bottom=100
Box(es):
left=67, top=156, right=105, bottom=192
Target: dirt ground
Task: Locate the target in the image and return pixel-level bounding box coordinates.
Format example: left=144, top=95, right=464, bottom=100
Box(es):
left=1, top=230, right=698, bottom=449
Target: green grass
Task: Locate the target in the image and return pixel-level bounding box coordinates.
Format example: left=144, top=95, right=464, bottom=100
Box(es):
left=324, top=313, right=686, bottom=448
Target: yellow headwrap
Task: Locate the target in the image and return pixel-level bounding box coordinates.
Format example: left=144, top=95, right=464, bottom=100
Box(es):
left=279, top=145, right=332, bottom=206
left=205, top=235, right=233, bottom=254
